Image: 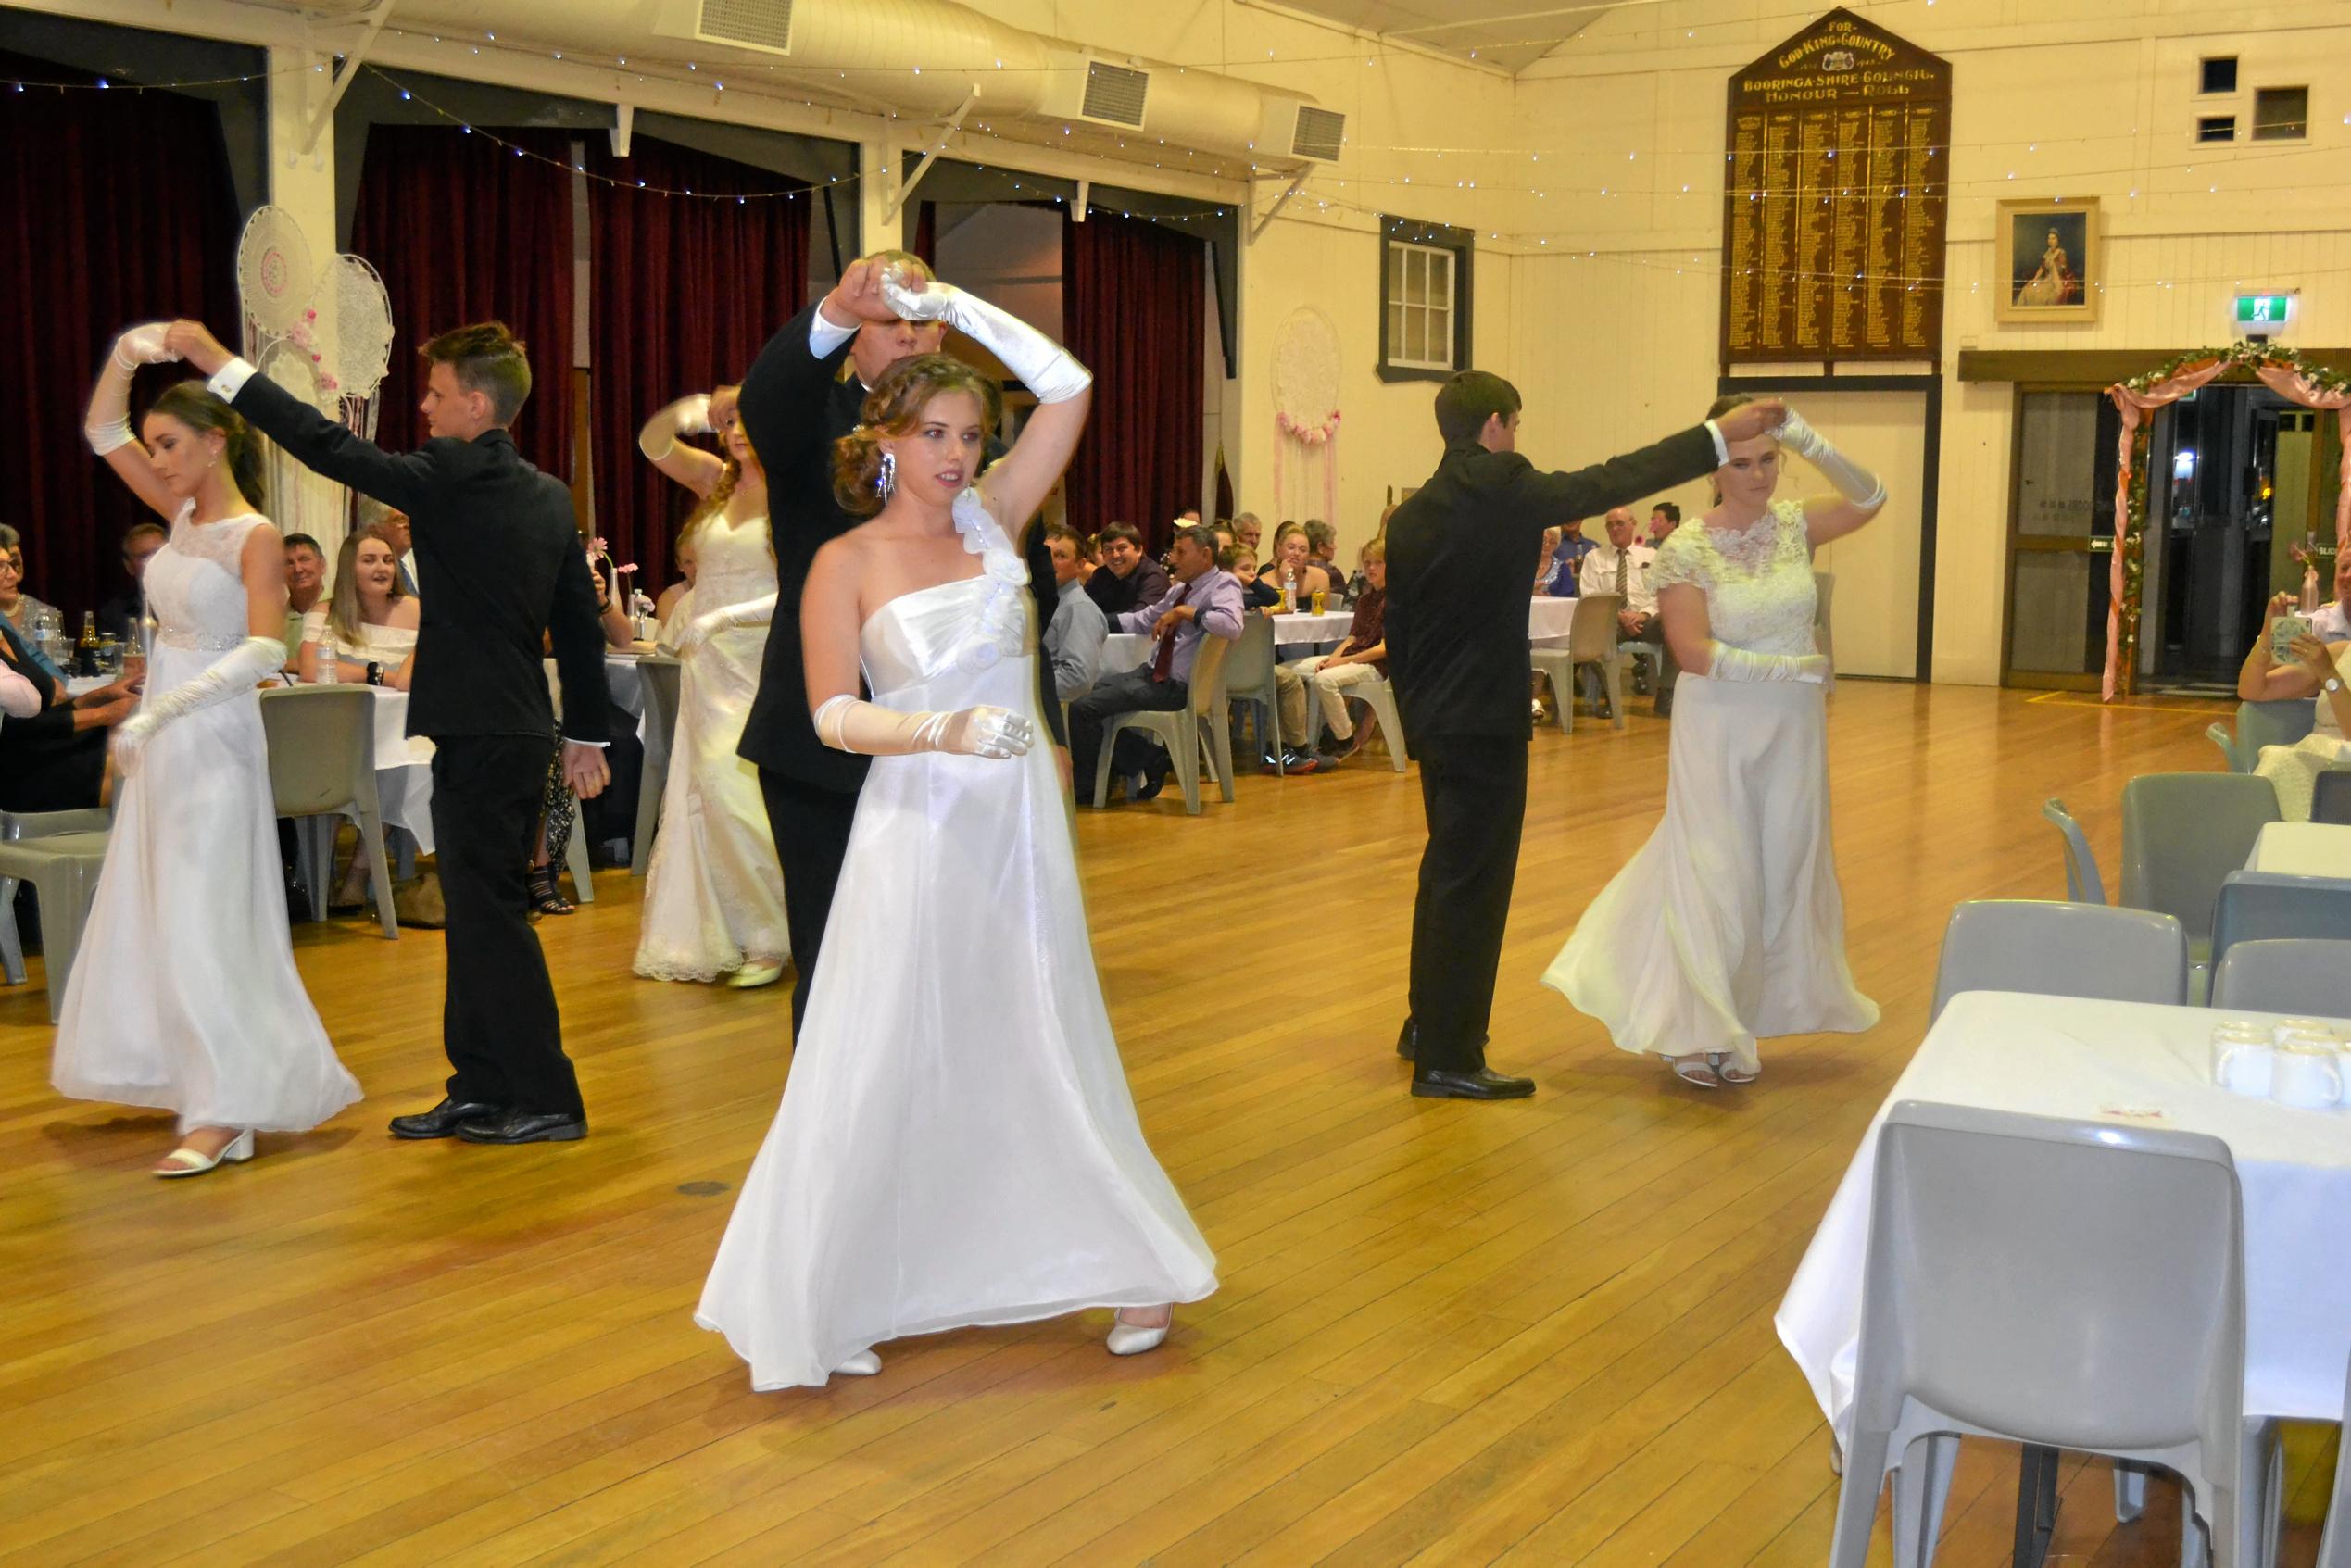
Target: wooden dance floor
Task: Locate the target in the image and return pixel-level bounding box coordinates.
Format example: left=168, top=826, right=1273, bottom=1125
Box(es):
left=5, top=684, right=2339, bottom=1565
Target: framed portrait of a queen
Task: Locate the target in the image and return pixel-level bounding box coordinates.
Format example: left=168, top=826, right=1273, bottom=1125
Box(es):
left=1995, top=198, right=2101, bottom=324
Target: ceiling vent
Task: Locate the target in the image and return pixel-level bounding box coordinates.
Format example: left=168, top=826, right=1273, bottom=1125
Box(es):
left=697, top=0, right=795, bottom=56
left=1080, top=60, right=1150, bottom=128
left=1291, top=105, right=1346, bottom=162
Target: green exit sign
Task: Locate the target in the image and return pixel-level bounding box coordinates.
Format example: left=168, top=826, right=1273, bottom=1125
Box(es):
left=2235, top=294, right=2296, bottom=326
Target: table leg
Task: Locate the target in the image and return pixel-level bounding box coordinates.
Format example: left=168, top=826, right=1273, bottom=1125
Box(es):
left=2013, top=1444, right=2060, bottom=1568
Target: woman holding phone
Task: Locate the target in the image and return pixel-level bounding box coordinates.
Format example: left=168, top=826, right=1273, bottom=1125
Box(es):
left=2244, top=586, right=2351, bottom=819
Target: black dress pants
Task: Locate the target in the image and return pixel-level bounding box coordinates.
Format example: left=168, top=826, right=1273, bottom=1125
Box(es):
left=1068, top=667, right=1188, bottom=802
left=430, top=734, right=584, bottom=1116
left=1405, top=734, right=1528, bottom=1075
left=759, top=769, right=862, bottom=1039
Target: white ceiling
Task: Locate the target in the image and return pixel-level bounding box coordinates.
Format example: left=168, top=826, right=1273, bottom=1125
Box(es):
left=1270, top=0, right=1603, bottom=73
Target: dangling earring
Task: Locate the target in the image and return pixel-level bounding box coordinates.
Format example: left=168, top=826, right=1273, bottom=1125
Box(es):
left=877, top=449, right=897, bottom=501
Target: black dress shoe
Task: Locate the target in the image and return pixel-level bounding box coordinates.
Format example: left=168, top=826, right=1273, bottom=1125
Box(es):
left=455, top=1110, right=588, bottom=1145
left=1396, top=1021, right=1416, bottom=1060
left=1412, top=1067, right=1537, bottom=1100
left=389, top=1098, right=503, bottom=1139
left=1132, top=770, right=1167, bottom=803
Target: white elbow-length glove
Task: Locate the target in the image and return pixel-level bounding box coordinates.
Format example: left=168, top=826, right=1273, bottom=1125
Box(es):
left=877, top=271, right=1093, bottom=404
left=111, top=636, right=285, bottom=772
left=1707, top=641, right=1829, bottom=684
left=1775, top=408, right=1887, bottom=510
left=0, top=662, right=41, bottom=720
left=669, top=591, right=776, bottom=657
left=85, top=323, right=180, bottom=456
left=811, top=693, right=1033, bottom=760
left=637, top=394, right=714, bottom=462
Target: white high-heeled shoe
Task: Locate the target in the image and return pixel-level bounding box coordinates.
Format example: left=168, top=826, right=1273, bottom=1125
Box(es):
left=727, top=961, right=786, bottom=990
left=833, top=1349, right=882, bottom=1376
left=1106, top=1310, right=1171, bottom=1357
left=154, top=1129, right=255, bottom=1179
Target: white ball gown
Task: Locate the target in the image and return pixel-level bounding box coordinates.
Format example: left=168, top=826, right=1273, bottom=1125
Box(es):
left=51, top=506, right=359, bottom=1132
left=633, top=514, right=788, bottom=981
left=697, top=493, right=1217, bottom=1389
left=1542, top=499, right=1876, bottom=1075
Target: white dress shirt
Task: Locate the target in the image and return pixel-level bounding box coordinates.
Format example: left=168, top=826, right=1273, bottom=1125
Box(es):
left=1578, top=541, right=1659, bottom=617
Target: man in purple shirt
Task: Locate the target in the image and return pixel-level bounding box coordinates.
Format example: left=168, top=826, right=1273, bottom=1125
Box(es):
left=1070, top=524, right=1242, bottom=805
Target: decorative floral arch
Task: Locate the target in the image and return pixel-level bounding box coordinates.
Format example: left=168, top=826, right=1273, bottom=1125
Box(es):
left=2103, top=342, right=2351, bottom=699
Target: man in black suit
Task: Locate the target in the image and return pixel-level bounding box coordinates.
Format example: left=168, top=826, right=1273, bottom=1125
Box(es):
left=736, top=253, right=1066, bottom=1037
left=1384, top=370, right=1784, bottom=1099
left=168, top=318, right=612, bottom=1146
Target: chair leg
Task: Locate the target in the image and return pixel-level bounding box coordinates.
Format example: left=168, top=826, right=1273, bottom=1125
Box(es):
left=1828, top=1426, right=1895, bottom=1568
left=38, top=863, right=95, bottom=1025
left=295, top=817, right=330, bottom=922
left=1606, top=659, right=1628, bottom=731
left=0, top=875, right=24, bottom=986
left=1093, top=717, right=1124, bottom=807
left=565, top=800, right=596, bottom=903
left=1175, top=718, right=1201, bottom=814
left=2115, top=1459, right=2149, bottom=1522
left=1892, top=1433, right=1960, bottom=1568
left=1207, top=711, right=1235, bottom=803
left=358, top=809, right=399, bottom=939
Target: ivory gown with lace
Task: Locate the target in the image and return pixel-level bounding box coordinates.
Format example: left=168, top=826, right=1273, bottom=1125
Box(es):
left=696, top=493, right=1217, bottom=1389
left=51, top=506, right=359, bottom=1132
left=634, top=514, right=788, bottom=981
left=1542, top=498, right=1878, bottom=1074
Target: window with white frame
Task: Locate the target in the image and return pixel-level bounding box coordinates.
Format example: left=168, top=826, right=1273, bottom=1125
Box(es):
left=1386, top=241, right=1456, bottom=372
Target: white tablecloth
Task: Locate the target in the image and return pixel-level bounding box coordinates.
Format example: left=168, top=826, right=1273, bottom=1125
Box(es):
left=1777, top=990, right=2351, bottom=1435
left=2246, top=821, right=2351, bottom=879
left=1527, top=596, right=1578, bottom=644
left=357, top=688, right=437, bottom=854
left=1103, top=602, right=1571, bottom=675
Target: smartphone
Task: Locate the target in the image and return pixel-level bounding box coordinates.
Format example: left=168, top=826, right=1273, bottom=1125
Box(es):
left=2273, top=613, right=2312, bottom=663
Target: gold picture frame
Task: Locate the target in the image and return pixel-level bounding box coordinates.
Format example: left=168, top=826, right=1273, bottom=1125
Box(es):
left=1994, top=198, right=2101, bottom=324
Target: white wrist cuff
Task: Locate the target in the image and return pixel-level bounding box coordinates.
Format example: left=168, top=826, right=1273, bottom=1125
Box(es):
left=209, top=358, right=258, bottom=403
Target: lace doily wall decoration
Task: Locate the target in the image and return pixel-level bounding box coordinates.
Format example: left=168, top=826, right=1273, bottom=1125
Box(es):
left=1272, top=307, right=1342, bottom=527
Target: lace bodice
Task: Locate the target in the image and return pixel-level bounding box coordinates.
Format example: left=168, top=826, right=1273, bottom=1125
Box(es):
left=691, top=514, right=778, bottom=617
left=147, top=504, right=271, bottom=652
left=1652, top=499, right=1818, bottom=658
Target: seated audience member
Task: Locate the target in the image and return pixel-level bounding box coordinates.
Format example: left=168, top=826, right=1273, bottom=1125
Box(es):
left=300, top=530, right=421, bottom=689
left=0, top=616, right=138, bottom=812
left=1267, top=538, right=1391, bottom=773
left=1553, top=517, right=1596, bottom=596
left=655, top=525, right=700, bottom=638
left=1265, top=521, right=1333, bottom=608
left=94, top=521, right=167, bottom=643
left=2243, top=574, right=2351, bottom=819
left=1224, top=546, right=1281, bottom=610
left=1231, top=511, right=1264, bottom=567
left=1305, top=520, right=1345, bottom=598
left=1069, top=524, right=1241, bottom=806
left=1648, top=500, right=1681, bottom=546
left=1043, top=522, right=1108, bottom=702
left=0, top=525, right=61, bottom=649
left=282, top=533, right=326, bottom=659
left=1535, top=526, right=1565, bottom=595
left=1580, top=507, right=1676, bottom=714
left=1083, top=521, right=1171, bottom=617
left=360, top=497, right=419, bottom=594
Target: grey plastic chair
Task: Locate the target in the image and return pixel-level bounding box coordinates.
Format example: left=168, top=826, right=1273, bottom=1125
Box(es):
left=1828, top=1101, right=2275, bottom=1568
left=2120, top=773, right=2282, bottom=959
left=1092, top=632, right=1234, bottom=815
left=2044, top=797, right=2109, bottom=906
left=2211, top=938, right=2351, bottom=1016
left=1930, top=900, right=2188, bottom=1022
left=2210, top=699, right=2319, bottom=774
left=2314, top=769, right=2351, bottom=826
left=259, top=686, right=397, bottom=938
left=0, top=806, right=112, bottom=985
left=2209, top=871, right=2351, bottom=978
left=1303, top=671, right=1411, bottom=771
left=630, top=656, right=683, bottom=877
left=2318, top=1348, right=2351, bottom=1568
left=1219, top=613, right=1283, bottom=772
left=1528, top=593, right=1625, bottom=734
left=0, top=830, right=111, bottom=1020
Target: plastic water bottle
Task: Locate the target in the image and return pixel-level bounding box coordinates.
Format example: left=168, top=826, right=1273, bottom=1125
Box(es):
left=315, top=646, right=337, bottom=684
left=1281, top=565, right=1298, bottom=613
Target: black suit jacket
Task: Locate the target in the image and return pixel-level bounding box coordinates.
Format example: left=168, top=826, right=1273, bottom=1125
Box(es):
left=735, top=302, right=1062, bottom=794
left=231, top=373, right=610, bottom=746
left=1385, top=426, right=1718, bottom=743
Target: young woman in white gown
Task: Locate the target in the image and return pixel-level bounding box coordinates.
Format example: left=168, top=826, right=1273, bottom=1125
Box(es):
left=632, top=385, right=788, bottom=985
left=1543, top=400, right=1883, bottom=1089
left=57, top=324, right=359, bottom=1173
left=697, top=280, right=1216, bottom=1388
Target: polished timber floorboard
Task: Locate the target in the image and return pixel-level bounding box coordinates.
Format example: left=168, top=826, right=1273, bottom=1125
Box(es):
left=3, top=684, right=2337, bottom=1566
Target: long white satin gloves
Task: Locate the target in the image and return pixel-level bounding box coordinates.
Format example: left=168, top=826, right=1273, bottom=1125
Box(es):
left=669, top=591, right=775, bottom=657
left=811, top=694, right=1034, bottom=759
left=637, top=394, right=714, bottom=462
left=1707, top=640, right=1829, bottom=684
left=111, top=635, right=285, bottom=773
left=876, top=270, right=1093, bottom=405
left=1776, top=409, right=1887, bottom=510
left=85, top=322, right=181, bottom=456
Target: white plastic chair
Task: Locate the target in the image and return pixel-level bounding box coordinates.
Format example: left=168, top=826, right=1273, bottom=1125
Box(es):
left=1091, top=633, right=1234, bottom=815
left=2121, top=773, right=2282, bottom=961
left=1930, top=900, right=2188, bottom=1022
left=0, top=830, right=111, bottom=1020
left=1829, top=1100, right=2275, bottom=1568
left=630, top=656, right=683, bottom=877
left=260, top=686, right=397, bottom=938
left=1220, top=614, right=1283, bottom=771
left=2044, top=797, right=2108, bottom=905
left=1303, top=671, right=1411, bottom=771
left=2210, top=937, right=2351, bottom=1015
left=2318, top=1348, right=2351, bottom=1568
left=0, top=806, right=111, bottom=985
left=1528, top=593, right=1625, bottom=734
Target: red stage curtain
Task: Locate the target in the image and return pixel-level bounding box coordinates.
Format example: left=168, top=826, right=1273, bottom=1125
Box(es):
left=350, top=125, right=575, bottom=483
left=583, top=136, right=806, bottom=589
left=0, top=52, right=240, bottom=614
left=1062, top=214, right=1205, bottom=555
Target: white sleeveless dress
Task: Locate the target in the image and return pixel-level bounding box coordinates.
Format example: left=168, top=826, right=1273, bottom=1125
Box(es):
left=1542, top=499, right=1877, bottom=1074
left=696, top=493, right=1217, bottom=1389
left=51, top=507, right=359, bottom=1133
left=635, top=514, right=788, bottom=981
